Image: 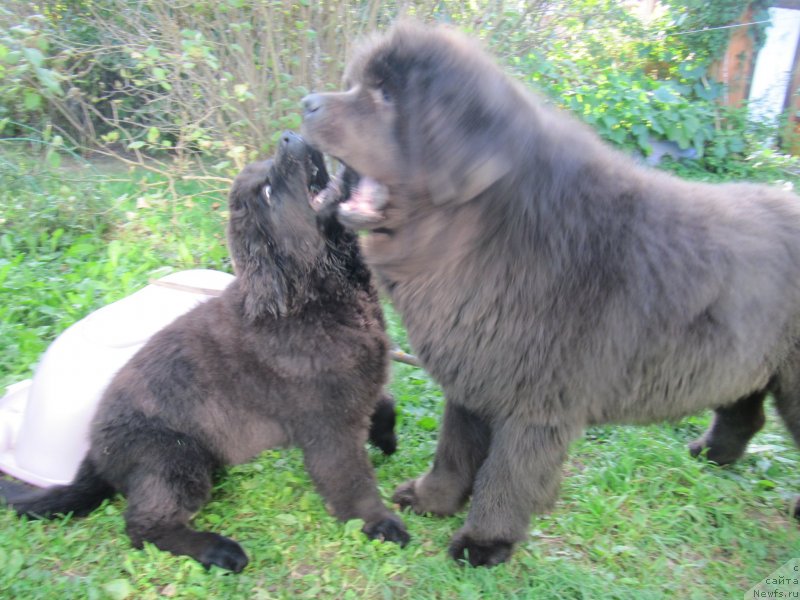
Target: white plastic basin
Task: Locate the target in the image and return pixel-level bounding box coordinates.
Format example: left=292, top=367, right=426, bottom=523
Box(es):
left=0, top=269, right=235, bottom=487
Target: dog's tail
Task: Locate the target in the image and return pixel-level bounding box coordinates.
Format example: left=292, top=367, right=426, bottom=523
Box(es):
left=0, top=458, right=115, bottom=519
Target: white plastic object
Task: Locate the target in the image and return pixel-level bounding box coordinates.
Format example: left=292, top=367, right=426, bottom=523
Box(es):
left=0, top=269, right=235, bottom=487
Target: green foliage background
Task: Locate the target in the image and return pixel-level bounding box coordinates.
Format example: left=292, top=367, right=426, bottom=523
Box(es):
left=0, top=0, right=791, bottom=180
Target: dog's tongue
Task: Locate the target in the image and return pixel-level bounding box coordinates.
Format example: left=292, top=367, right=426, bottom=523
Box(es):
left=339, top=177, right=387, bottom=221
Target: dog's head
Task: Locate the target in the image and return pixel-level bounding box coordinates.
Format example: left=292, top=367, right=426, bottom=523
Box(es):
left=301, top=22, right=519, bottom=231
left=227, top=132, right=332, bottom=322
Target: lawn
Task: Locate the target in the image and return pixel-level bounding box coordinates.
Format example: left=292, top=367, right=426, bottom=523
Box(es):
left=1, top=148, right=798, bottom=599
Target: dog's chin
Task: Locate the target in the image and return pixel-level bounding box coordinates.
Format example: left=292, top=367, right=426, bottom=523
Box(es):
left=337, top=208, right=387, bottom=231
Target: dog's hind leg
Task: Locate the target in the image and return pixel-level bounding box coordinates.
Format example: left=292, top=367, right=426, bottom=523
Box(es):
left=368, top=392, right=398, bottom=455
left=120, top=435, right=248, bottom=572
left=771, top=346, right=800, bottom=519
left=393, top=401, right=491, bottom=517
left=447, top=419, right=577, bottom=567
left=688, top=390, right=767, bottom=466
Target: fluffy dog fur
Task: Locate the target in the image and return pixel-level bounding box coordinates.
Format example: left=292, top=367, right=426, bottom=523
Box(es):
left=301, top=22, right=800, bottom=566
left=0, top=132, right=408, bottom=572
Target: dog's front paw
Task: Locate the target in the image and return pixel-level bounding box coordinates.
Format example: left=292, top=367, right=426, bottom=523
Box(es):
left=688, top=438, right=741, bottom=466
left=198, top=535, right=249, bottom=573
left=391, top=479, right=420, bottom=511
left=362, top=514, right=410, bottom=547
left=448, top=530, right=513, bottom=567
left=688, top=438, right=706, bottom=459
left=392, top=476, right=465, bottom=516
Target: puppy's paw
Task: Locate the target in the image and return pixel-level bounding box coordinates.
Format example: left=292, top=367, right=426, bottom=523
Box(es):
left=370, top=431, right=397, bottom=456
left=448, top=531, right=513, bottom=567
left=199, top=536, right=249, bottom=573
left=362, top=514, right=410, bottom=547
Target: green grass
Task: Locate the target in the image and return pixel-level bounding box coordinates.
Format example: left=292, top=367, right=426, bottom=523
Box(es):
left=1, top=149, right=798, bottom=599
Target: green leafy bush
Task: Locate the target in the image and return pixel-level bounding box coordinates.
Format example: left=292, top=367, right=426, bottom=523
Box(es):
left=499, top=0, right=783, bottom=175
left=0, top=1, right=793, bottom=185
left=0, top=10, right=64, bottom=135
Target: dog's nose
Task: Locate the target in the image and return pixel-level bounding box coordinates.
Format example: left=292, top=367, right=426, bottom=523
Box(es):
left=281, top=131, right=302, bottom=145
left=280, top=130, right=305, bottom=154
left=301, top=93, right=322, bottom=115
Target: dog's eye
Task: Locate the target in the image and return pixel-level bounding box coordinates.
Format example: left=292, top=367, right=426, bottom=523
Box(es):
left=263, top=185, right=272, bottom=205
left=371, top=81, right=392, bottom=105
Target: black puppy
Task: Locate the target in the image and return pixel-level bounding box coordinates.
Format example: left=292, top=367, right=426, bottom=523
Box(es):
left=0, top=132, right=408, bottom=572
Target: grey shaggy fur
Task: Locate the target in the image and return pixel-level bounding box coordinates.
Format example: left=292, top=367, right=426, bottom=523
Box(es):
left=0, top=133, right=408, bottom=572
left=301, top=22, right=800, bottom=566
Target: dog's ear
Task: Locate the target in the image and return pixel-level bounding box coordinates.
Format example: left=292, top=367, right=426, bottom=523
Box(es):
left=227, top=163, right=289, bottom=322
left=236, top=236, right=289, bottom=322
left=400, top=30, right=512, bottom=205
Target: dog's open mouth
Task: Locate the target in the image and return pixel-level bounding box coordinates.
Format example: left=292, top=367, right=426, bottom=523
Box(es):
left=307, top=151, right=329, bottom=200
left=311, top=167, right=389, bottom=229
left=339, top=177, right=387, bottom=223
left=310, top=179, right=337, bottom=213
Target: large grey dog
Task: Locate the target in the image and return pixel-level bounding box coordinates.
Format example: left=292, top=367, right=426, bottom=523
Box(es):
left=301, top=22, right=800, bottom=566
